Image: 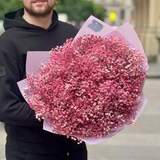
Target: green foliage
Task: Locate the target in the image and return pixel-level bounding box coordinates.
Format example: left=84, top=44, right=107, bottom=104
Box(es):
left=0, top=0, right=22, bottom=19
left=93, top=3, right=106, bottom=20
left=56, top=0, right=106, bottom=22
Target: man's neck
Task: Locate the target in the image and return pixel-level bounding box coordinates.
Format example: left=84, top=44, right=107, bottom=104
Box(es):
left=23, top=10, right=53, bottom=29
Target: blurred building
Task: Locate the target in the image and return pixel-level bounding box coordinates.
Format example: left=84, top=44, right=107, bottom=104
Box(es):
left=133, top=0, right=160, bottom=62
left=92, top=0, right=160, bottom=62
left=93, top=0, right=133, bottom=25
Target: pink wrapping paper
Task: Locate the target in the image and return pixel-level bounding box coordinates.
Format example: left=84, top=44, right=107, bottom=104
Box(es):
left=17, top=15, right=148, bottom=144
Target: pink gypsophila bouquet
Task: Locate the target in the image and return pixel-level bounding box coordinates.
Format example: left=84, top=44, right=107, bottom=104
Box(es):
left=18, top=16, right=148, bottom=143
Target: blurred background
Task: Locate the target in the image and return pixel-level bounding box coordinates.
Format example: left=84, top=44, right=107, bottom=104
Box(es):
left=0, top=0, right=160, bottom=160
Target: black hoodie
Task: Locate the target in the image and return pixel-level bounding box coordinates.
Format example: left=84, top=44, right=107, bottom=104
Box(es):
left=0, top=8, right=87, bottom=155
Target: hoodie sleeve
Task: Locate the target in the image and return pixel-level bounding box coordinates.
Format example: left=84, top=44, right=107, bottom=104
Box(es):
left=0, top=34, right=43, bottom=128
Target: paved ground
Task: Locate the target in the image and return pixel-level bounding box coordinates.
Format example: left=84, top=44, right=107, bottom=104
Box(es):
left=0, top=124, right=5, bottom=160
left=147, top=63, right=160, bottom=78
left=0, top=79, right=160, bottom=160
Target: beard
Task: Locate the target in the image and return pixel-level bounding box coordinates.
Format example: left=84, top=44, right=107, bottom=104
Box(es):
left=24, top=1, right=54, bottom=17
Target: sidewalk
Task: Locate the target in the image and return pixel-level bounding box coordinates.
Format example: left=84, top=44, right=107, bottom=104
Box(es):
left=147, top=63, right=160, bottom=79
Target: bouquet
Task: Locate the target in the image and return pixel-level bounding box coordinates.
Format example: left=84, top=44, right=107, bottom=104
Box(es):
left=17, top=16, right=148, bottom=143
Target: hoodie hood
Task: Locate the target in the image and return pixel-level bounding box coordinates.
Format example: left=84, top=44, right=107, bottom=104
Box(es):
left=3, top=8, right=59, bottom=31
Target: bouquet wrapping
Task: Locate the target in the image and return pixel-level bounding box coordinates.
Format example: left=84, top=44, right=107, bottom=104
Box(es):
left=17, top=16, right=148, bottom=143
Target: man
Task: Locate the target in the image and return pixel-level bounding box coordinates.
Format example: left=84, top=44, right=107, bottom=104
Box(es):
left=0, top=0, right=87, bottom=159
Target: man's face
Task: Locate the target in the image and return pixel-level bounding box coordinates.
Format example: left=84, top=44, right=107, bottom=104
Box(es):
left=22, top=0, right=57, bottom=17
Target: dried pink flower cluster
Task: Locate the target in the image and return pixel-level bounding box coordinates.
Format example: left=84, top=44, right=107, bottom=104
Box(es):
left=25, top=33, right=148, bottom=140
